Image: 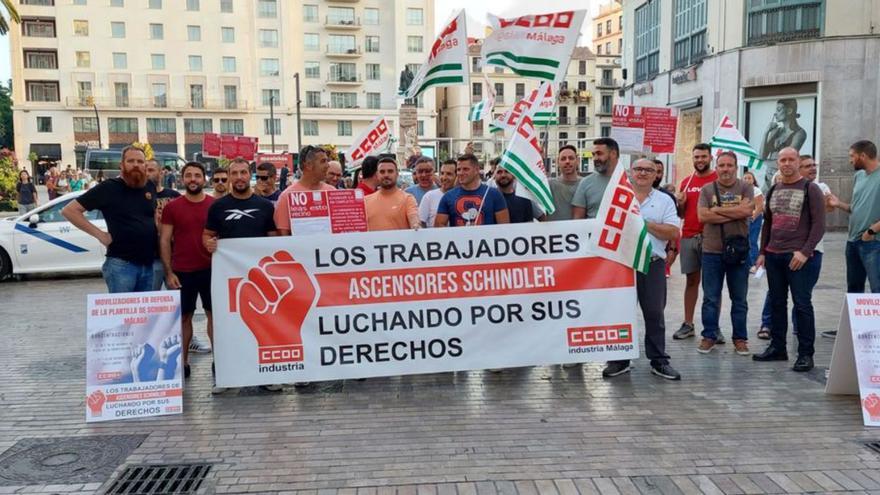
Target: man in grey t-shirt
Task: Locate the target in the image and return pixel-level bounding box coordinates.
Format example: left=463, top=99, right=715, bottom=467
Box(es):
left=548, top=145, right=582, bottom=221
left=572, top=138, right=619, bottom=220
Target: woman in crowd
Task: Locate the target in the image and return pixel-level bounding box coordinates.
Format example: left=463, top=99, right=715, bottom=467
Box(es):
left=16, top=170, right=39, bottom=214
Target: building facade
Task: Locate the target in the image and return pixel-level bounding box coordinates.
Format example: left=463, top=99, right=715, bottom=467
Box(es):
left=436, top=42, right=597, bottom=175
left=11, top=0, right=435, bottom=171
left=621, top=0, right=880, bottom=228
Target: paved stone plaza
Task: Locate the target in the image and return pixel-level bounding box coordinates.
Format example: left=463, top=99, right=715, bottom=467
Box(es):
left=1, top=232, right=879, bottom=494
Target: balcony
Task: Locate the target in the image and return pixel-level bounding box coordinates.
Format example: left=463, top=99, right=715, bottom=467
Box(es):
left=747, top=3, right=822, bottom=46
left=326, top=45, right=362, bottom=58
left=325, top=16, right=361, bottom=30
left=326, top=73, right=363, bottom=85
left=575, top=117, right=590, bottom=126
left=64, top=96, right=250, bottom=111
left=597, top=107, right=612, bottom=116
left=597, top=78, right=619, bottom=89
left=574, top=90, right=591, bottom=103
left=557, top=116, right=570, bottom=126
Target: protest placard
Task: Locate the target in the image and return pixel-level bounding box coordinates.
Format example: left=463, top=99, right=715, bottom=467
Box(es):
left=611, top=105, right=679, bottom=154
left=287, top=189, right=367, bottom=235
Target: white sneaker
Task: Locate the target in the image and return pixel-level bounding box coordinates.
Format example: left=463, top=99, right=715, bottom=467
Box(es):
left=189, top=335, right=212, bottom=354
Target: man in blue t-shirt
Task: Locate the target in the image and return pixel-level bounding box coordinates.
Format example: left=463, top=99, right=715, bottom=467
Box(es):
left=434, top=153, right=509, bottom=227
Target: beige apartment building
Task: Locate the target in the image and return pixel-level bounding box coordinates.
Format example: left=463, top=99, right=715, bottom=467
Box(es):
left=592, top=0, right=623, bottom=138
left=436, top=42, right=597, bottom=175
left=11, top=0, right=435, bottom=172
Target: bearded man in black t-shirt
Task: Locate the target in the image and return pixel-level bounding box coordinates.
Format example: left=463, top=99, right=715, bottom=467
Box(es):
left=203, top=158, right=277, bottom=250
left=62, top=145, right=158, bottom=293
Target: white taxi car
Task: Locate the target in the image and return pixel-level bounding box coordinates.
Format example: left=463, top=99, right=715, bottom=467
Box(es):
left=0, top=191, right=106, bottom=278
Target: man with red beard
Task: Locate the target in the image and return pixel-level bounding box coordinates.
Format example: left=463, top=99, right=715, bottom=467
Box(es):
left=63, top=145, right=159, bottom=292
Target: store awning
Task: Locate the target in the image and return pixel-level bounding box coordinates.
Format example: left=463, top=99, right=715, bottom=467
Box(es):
left=30, top=143, right=62, bottom=161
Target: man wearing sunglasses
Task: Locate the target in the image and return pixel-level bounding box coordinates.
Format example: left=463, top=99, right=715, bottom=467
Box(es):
left=211, top=168, right=228, bottom=199
left=255, top=162, right=281, bottom=205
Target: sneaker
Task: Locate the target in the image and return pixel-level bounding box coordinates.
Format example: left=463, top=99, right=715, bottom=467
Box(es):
left=673, top=322, right=695, bottom=340
left=651, top=363, right=681, bottom=380
left=697, top=338, right=716, bottom=354
left=821, top=330, right=837, bottom=339
left=733, top=339, right=751, bottom=356
left=793, top=355, right=814, bottom=372
left=601, top=361, right=631, bottom=378
left=715, top=331, right=726, bottom=345
left=189, top=335, right=212, bottom=353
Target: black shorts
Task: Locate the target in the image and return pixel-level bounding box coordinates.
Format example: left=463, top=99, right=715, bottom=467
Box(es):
left=175, top=269, right=212, bottom=315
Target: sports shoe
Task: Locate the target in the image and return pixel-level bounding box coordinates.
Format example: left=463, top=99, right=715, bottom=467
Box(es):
left=260, top=384, right=283, bottom=392
left=601, top=361, right=631, bottom=378
left=189, top=335, right=212, bottom=353
left=673, top=322, right=695, bottom=340
left=697, top=338, right=716, bottom=354
left=733, top=339, right=750, bottom=356
left=715, top=331, right=726, bottom=345
left=821, top=330, right=837, bottom=339
left=651, top=363, right=681, bottom=380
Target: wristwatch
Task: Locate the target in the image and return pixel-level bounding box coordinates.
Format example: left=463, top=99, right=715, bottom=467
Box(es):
left=868, top=228, right=877, bottom=236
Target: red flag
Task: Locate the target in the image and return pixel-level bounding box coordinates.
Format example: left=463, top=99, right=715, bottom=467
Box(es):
left=202, top=133, right=221, bottom=157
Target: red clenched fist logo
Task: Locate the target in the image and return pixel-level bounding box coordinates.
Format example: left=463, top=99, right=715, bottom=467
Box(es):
left=231, top=251, right=317, bottom=364
left=864, top=393, right=880, bottom=420
left=87, top=390, right=106, bottom=416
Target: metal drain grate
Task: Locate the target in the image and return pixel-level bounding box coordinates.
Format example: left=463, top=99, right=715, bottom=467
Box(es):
left=104, top=463, right=211, bottom=495
left=866, top=442, right=880, bottom=455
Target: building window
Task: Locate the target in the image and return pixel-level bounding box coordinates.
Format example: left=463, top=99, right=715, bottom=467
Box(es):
left=471, top=56, right=481, bottom=72
left=114, top=82, right=129, bottom=107
left=673, top=0, right=707, bottom=68
left=329, top=34, right=356, bottom=53
left=74, top=19, right=89, bottom=36
left=152, top=83, right=167, bottom=107
left=220, top=119, right=244, bottom=135
left=187, top=25, right=201, bottom=41
left=188, top=55, right=203, bottom=71
left=222, top=26, right=235, bottom=43
left=329, top=62, right=356, bottom=82
left=634, top=0, right=660, bottom=82
left=304, top=33, right=320, bottom=51
left=601, top=94, right=613, bottom=114
left=597, top=45, right=602, bottom=55
left=406, top=8, right=424, bottom=25
left=337, top=120, right=352, bottom=136
left=264, top=118, right=281, bottom=135
left=366, top=92, right=381, bottom=109
left=619, top=38, right=623, bottom=53
left=73, top=117, right=98, bottom=132
left=147, top=118, right=176, bottom=133
left=559, top=132, right=568, bottom=145
left=259, top=29, right=278, bottom=47
left=328, top=6, right=355, bottom=24
left=417, top=120, right=424, bottom=136
left=111, top=0, right=123, bottom=6
left=151, top=53, right=165, bottom=70
left=365, top=36, right=379, bottom=53
left=619, top=16, right=623, bottom=30
left=366, top=63, right=380, bottom=81
left=36, top=116, right=52, bottom=133
left=190, top=84, right=204, bottom=108
left=494, top=83, right=505, bottom=103
left=74, top=0, right=86, bottom=5
left=748, top=0, right=824, bottom=46
left=23, top=19, right=56, bottom=37
left=579, top=60, right=587, bottom=75
left=186, top=0, right=199, bottom=11
left=220, top=0, right=232, bottom=13
left=601, top=125, right=611, bottom=137
left=597, top=23, right=602, bottom=37
left=258, top=0, right=277, bottom=18
left=330, top=92, right=357, bottom=109
left=184, top=119, right=212, bottom=133
left=471, top=120, right=484, bottom=136
left=262, top=89, right=280, bottom=106
left=75, top=51, right=90, bottom=68
left=108, top=118, right=137, bottom=133
left=407, top=36, right=423, bottom=53
left=303, top=4, right=318, bottom=22
left=77, top=81, right=92, bottom=103
left=305, top=61, right=320, bottom=79
left=605, top=42, right=611, bottom=54
left=260, top=58, right=280, bottom=77
left=222, top=56, right=236, bottom=72
left=364, top=8, right=379, bottom=25
left=149, top=0, right=161, bottom=9
left=112, top=52, right=127, bottom=69
left=149, top=23, right=163, bottom=40
left=223, top=85, right=238, bottom=109
left=24, top=50, right=57, bottom=69
left=110, top=21, right=125, bottom=38
left=21, top=0, right=54, bottom=4
left=303, top=120, right=319, bottom=136
left=606, top=19, right=612, bottom=34
left=471, top=82, right=482, bottom=102
left=306, top=91, right=321, bottom=107
left=515, top=83, right=525, bottom=100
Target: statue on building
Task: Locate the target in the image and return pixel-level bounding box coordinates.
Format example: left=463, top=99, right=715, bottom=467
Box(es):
left=398, top=67, right=415, bottom=105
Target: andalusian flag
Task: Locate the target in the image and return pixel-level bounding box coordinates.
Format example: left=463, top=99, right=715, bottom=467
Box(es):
left=590, top=165, right=653, bottom=274
left=468, top=75, right=495, bottom=122
left=490, top=83, right=557, bottom=133
left=481, top=10, right=586, bottom=83
left=499, top=82, right=555, bottom=214
left=710, top=114, right=761, bottom=170
left=401, top=10, right=468, bottom=99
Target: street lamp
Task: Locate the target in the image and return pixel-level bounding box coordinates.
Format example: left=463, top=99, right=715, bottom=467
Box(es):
left=86, top=96, right=103, bottom=149
left=269, top=95, right=276, bottom=152
left=294, top=72, right=302, bottom=154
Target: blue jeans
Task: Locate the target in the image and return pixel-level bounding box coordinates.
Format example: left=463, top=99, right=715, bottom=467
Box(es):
left=846, top=240, right=880, bottom=293
left=152, top=259, right=165, bottom=291
left=701, top=253, right=749, bottom=340
left=102, top=257, right=154, bottom=293
left=765, top=252, right=821, bottom=357
left=761, top=252, right=823, bottom=331
left=748, top=214, right=763, bottom=267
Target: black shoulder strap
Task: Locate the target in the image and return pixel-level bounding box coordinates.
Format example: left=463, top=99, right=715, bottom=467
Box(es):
left=713, top=181, right=725, bottom=239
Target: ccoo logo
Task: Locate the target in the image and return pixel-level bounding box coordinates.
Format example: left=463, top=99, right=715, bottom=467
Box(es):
left=567, top=325, right=633, bottom=347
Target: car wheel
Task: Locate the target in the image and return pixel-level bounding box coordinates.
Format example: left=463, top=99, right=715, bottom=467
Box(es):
left=0, top=248, right=11, bottom=279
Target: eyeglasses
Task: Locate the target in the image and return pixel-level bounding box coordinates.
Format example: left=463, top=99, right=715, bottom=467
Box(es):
left=632, top=167, right=655, bottom=174
left=256, top=175, right=272, bottom=181
left=212, top=178, right=228, bottom=183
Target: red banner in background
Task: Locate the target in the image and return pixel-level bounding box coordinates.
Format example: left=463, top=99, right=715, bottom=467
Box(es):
left=236, top=137, right=258, bottom=161
left=202, top=133, right=221, bottom=157
left=202, top=133, right=259, bottom=161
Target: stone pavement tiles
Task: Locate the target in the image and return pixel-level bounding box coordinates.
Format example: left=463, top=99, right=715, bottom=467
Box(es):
left=0, top=232, right=878, bottom=494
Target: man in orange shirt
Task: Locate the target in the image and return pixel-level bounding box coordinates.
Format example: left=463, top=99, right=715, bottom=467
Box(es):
left=273, top=145, right=336, bottom=235
left=365, top=158, right=419, bottom=231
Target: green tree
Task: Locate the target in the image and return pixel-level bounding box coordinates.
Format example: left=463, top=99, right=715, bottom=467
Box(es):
left=0, top=81, right=13, bottom=149
left=0, top=156, right=17, bottom=211
left=0, top=0, right=21, bottom=35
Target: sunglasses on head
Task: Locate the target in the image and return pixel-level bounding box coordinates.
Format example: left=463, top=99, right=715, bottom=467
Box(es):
left=212, top=177, right=228, bottom=183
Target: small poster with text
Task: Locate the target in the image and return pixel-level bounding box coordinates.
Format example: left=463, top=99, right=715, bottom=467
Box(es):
left=288, top=189, right=367, bottom=235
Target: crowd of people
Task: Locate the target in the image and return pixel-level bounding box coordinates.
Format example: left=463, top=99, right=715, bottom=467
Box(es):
left=57, top=136, right=880, bottom=391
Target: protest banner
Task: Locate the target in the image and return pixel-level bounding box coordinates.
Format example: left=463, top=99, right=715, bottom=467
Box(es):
left=709, top=114, right=764, bottom=183
left=490, top=83, right=557, bottom=133
left=85, top=291, right=182, bottom=423
left=482, top=10, right=586, bottom=84
left=611, top=105, right=679, bottom=154
left=345, top=116, right=392, bottom=167
left=590, top=164, right=652, bottom=274
left=401, top=10, right=468, bottom=99
left=202, top=133, right=259, bottom=160
left=826, top=294, right=880, bottom=427
left=256, top=152, right=294, bottom=172
left=210, top=220, right=639, bottom=387
left=468, top=75, right=495, bottom=122
left=288, top=189, right=368, bottom=235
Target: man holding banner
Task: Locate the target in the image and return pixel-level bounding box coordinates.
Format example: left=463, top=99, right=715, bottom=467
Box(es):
left=274, top=146, right=336, bottom=236
left=365, top=158, right=420, bottom=231
left=434, top=154, right=509, bottom=227
left=571, top=138, right=620, bottom=220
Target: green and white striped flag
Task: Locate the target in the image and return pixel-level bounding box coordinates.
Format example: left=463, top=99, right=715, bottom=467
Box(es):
left=490, top=83, right=557, bottom=133
left=481, top=10, right=587, bottom=83
left=590, top=165, right=653, bottom=274
left=499, top=81, right=555, bottom=215
left=710, top=114, right=762, bottom=170
left=468, top=75, right=495, bottom=121
left=400, top=10, right=468, bottom=99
